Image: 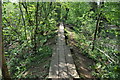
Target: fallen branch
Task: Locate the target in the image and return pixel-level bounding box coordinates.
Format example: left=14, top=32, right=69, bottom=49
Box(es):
left=95, top=47, right=116, bottom=63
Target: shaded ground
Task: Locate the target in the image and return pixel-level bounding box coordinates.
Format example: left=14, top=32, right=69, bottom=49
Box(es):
left=20, top=37, right=57, bottom=79
left=6, top=26, right=95, bottom=79
left=22, top=58, right=50, bottom=78
left=65, top=27, right=95, bottom=79
left=24, top=26, right=95, bottom=79
left=70, top=45, right=95, bottom=78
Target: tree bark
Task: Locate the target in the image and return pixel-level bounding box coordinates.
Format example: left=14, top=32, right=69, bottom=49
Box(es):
left=92, top=2, right=104, bottom=51
left=19, top=3, right=25, bottom=27
left=92, top=13, right=102, bottom=51
left=21, top=2, right=32, bottom=26
left=0, top=1, right=11, bottom=80
left=33, top=2, right=39, bottom=54
left=0, top=1, right=2, bottom=79
left=19, top=3, right=27, bottom=40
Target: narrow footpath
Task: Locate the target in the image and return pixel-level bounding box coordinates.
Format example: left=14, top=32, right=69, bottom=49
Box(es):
left=48, top=23, right=79, bottom=80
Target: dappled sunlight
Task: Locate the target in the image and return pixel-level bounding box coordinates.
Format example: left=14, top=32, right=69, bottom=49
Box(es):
left=49, top=23, right=79, bottom=79
left=2, top=1, right=120, bottom=79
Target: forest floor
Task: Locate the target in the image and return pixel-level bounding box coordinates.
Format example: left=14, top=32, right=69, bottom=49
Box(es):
left=6, top=26, right=95, bottom=79
left=65, top=27, right=95, bottom=79
left=21, top=37, right=57, bottom=79
left=22, top=26, right=95, bottom=79
left=68, top=41, right=95, bottom=78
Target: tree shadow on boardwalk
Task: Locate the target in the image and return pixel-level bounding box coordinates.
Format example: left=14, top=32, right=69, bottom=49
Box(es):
left=48, top=23, right=79, bottom=79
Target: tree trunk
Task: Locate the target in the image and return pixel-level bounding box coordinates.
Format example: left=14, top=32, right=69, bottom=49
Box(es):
left=92, top=2, right=104, bottom=51
left=21, top=2, right=32, bottom=26
left=2, top=54, right=11, bottom=80
left=0, top=1, right=11, bottom=80
left=0, top=1, right=2, bottom=79
left=92, top=13, right=101, bottom=51
left=33, top=2, right=39, bottom=54
left=19, top=3, right=27, bottom=40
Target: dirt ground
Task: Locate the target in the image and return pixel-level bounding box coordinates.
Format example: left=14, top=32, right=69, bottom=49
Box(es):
left=21, top=29, right=95, bottom=79
left=70, top=45, right=95, bottom=78
left=65, top=27, right=95, bottom=79
left=22, top=37, right=57, bottom=79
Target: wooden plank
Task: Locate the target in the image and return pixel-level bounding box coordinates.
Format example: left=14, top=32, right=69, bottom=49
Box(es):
left=58, top=23, right=69, bottom=78
left=58, top=24, right=65, bottom=46
left=59, top=23, right=64, bottom=33
left=48, top=46, right=59, bottom=79
left=49, top=22, right=79, bottom=79
left=58, top=45, right=69, bottom=78
left=64, top=46, right=79, bottom=78
left=58, top=34, right=65, bottom=45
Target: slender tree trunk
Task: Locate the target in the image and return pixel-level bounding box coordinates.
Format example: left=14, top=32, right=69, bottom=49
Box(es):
left=2, top=54, right=11, bottom=80
left=33, top=2, right=39, bottom=54
left=3, top=17, right=10, bottom=26
left=92, top=13, right=101, bottom=51
left=92, top=2, right=104, bottom=51
left=0, top=1, right=2, bottom=79
left=0, top=1, right=11, bottom=80
left=21, top=2, right=32, bottom=26
left=19, top=3, right=27, bottom=40
left=19, top=3, right=25, bottom=27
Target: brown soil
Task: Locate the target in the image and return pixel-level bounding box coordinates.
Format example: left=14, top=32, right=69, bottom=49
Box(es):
left=22, top=57, right=50, bottom=78
left=66, top=27, right=95, bottom=79
left=22, top=37, right=57, bottom=79
left=71, top=45, right=95, bottom=78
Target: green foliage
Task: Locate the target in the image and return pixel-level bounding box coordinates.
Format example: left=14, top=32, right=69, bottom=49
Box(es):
left=103, top=2, right=120, bottom=25
left=2, top=2, right=120, bottom=79
left=3, top=2, right=57, bottom=79
left=64, top=2, right=120, bottom=79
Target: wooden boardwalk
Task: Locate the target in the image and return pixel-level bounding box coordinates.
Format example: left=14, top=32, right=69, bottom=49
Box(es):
left=48, top=23, right=79, bottom=80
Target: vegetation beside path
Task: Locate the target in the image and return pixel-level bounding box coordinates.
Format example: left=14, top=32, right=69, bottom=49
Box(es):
left=1, top=2, right=120, bottom=79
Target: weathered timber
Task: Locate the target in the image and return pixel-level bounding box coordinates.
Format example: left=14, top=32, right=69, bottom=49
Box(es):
left=48, top=22, right=79, bottom=80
